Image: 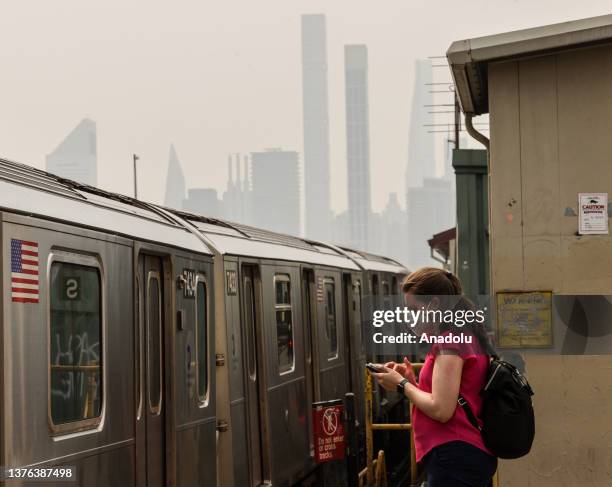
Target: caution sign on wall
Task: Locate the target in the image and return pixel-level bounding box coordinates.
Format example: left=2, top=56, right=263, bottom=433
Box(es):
left=312, top=399, right=345, bottom=463
left=578, top=192, right=608, bottom=235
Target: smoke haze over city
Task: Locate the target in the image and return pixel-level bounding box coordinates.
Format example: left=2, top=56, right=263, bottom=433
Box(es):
left=1, top=0, right=610, bottom=265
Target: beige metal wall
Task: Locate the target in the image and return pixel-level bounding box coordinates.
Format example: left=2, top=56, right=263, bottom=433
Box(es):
left=488, top=44, right=612, bottom=486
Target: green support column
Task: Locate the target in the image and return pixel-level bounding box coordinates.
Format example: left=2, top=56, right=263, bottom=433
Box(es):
left=452, top=149, right=489, bottom=296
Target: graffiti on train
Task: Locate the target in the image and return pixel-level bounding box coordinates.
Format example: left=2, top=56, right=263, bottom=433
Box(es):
left=51, top=331, right=100, bottom=401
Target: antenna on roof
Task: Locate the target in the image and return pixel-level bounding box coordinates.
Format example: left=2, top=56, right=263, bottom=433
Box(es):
left=133, top=154, right=140, bottom=198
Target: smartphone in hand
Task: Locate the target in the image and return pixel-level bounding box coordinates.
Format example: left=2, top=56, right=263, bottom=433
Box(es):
left=366, top=362, right=384, bottom=373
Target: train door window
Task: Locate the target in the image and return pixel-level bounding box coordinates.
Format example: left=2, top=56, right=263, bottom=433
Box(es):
left=324, top=279, right=338, bottom=360
left=355, top=280, right=366, bottom=356
left=244, top=275, right=257, bottom=380
left=382, top=281, right=391, bottom=310
left=196, top=276, right=209, bottom=405
left=147, top=272, right=163, bottom=414
left=136, top=274, right=143, bottom=420
left=371, top=274, right=379, bottom=296
left=274, top=274, right=294, bottom=374
left=49, top=257, right=103, bottom=433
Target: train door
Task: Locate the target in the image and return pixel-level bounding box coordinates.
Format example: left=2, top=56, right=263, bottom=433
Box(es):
left=370, top=273, right=381, bottom=363
left=139, top=254, right=166, bottom=487
left=301, top=268, right=318, bottom=455
left=315, top=269, right=345, bottom=401
left=343, top=273, right=364, bottom=400
left=352, top=277, right=365, bottom=427
left=241, top=264, right=270, bottom=486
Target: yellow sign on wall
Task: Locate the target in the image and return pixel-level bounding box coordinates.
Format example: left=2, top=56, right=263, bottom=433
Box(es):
left=496, top=291, right=553, bottom=348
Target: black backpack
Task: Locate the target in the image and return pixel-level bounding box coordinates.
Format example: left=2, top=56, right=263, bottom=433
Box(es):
left=458, top=356, right=535, bottom=459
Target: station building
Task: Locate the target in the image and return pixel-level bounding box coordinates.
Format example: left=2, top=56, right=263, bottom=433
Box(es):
left=448, top=14, right=612, bottom=486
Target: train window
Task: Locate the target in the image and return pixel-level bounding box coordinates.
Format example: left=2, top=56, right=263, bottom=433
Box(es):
left=196, top=276, right=209, bottom=405
left=274, top=274, right=294, bottom=374
left=147, top=272, right=162, bottom=415
left=324, top=279, right=338, bottom=360
left=49, top=259, right=102, bottom=433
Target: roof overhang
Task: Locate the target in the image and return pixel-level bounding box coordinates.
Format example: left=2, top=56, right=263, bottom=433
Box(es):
left=447, top=14, right=612, bottom=115
left=427, top=227, right=456, bottom=262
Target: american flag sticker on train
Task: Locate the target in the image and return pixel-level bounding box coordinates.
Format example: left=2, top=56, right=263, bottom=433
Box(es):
left=11, top=239, right=40, bottom=303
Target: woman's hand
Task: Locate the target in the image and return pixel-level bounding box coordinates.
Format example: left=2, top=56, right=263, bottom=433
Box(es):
left=369, top=365, right=405, bottom=392
left=384, top=357, right=417, bottom=386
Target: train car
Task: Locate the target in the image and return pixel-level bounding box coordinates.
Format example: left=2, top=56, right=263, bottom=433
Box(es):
left=0, top=158, right=217, bottom=487
left=165, top=211, right=408, bottom=486
left=0, top=157, right=408, bottom=487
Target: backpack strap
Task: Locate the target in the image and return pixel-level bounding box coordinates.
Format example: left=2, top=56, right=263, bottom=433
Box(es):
left=458, top=394, right=482, bottom=431
left=483, top=340, right=499, bottom=361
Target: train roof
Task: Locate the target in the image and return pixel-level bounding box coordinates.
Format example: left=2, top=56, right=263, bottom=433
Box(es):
left=338, top=247, right=408, bottom=274
left=0, top=157, right=213, bottom=254
left=0, top=157, right=409, bottom=272
left=169, top=209, right=409, bottom=272
left=447, top=13, right=612, bottom=115
left=170, top=209, right=362, bottom=270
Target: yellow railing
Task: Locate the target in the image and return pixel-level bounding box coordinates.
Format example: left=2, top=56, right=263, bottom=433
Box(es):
left=359, top=363, right=423, bottom=487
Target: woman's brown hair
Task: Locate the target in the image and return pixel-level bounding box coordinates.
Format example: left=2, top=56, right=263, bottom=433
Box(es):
left=402, top=267, right=491, bottom=352
left=401, top=266, right=462, bottom=296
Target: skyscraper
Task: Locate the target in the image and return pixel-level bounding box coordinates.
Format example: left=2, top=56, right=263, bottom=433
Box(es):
left=250, top=149, right=300, bottom=236
left=46, top=118, right=97, bottom=186
left=380, top=193, right=409, bottom=266
left=301, top=14, right=331, bottom=241
left=344, top=45, right=372, bottom=251
left=183, top=188, right=222, bottom=218
left=406, top=59, right=435, bottom=189
left=164, top=144, right=186, bottom=209
left=222, top=153, right=252, bottom=224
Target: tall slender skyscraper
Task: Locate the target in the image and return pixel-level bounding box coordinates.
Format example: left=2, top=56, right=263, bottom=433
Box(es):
left=301, top=14, right=331, bottom=241
left=46, top=118, right=97, bottom=186
left=344, top=45, right=372, bottom=251
left=164, top=144, right=186, bottom=209
left=406, top=59, right=435, bottom=189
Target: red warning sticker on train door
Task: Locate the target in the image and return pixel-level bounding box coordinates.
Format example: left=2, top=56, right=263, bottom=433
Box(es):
left=312, top=400, right=345, bottom=463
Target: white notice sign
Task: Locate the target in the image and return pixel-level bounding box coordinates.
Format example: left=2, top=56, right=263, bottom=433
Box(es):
left=578, top=193, right=608, bottom=235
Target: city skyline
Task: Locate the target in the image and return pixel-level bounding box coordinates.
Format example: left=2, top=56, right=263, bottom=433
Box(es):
left=4, top=1, right=606, bottom=217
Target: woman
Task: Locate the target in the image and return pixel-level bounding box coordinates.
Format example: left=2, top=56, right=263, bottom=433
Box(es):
left=370, top=267, right=497, bottom=487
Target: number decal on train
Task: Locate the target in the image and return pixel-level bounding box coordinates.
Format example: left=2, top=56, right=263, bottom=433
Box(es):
left=182, top=268, right=196, bottom=298
left=62, top=276, right=80, bottom=300
left=226, top=270, right=237, bottom=295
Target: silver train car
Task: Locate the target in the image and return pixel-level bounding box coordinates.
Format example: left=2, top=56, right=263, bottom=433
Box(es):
left=0, top=158, right=408, bottom=487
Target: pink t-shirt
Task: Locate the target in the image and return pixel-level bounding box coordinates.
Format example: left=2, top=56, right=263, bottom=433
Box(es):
left=412, top=334, right=492, bottom=462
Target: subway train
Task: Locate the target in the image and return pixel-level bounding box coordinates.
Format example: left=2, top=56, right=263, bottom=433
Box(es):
left=0, top=157, right=409, bottom=487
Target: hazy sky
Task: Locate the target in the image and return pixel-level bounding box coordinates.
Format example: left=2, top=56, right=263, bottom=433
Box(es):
left=1, top=1, right=610, bottom=214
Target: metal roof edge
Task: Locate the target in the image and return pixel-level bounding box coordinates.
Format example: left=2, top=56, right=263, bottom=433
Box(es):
left=447, top=14, right=612, bottom=115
